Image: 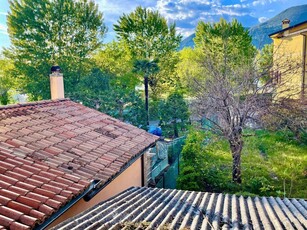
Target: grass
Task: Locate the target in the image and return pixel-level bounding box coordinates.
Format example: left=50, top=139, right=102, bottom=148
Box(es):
left=181, top=130, right=307, bottom=198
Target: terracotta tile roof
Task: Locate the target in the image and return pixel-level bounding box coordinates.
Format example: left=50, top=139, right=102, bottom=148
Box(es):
left=54, top=187, right=307, bottom=230
left=0, top=99, right=158, bottom=228
left=0, top=99, right=158, bottom=184
left=0, top=151, right=89, bottom=229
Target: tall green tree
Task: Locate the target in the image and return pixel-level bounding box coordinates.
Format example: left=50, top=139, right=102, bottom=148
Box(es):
left=91, top=41, right=146, bottom=127
left=133, top=59, right=159, bottom=125
left=5, top=0, right=106, bottom=100
left=114, top=6, right=181, bottom=60
left=177, top=130, right=205, bottom=191
left=159, top=91, right=189, bottom=138
left=114, top=6, right=181, bottom=99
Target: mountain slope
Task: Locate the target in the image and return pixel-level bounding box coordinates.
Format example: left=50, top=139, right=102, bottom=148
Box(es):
left=250, top=4, right=307, bottom=48
left=179, top=4, right=307, bottom=50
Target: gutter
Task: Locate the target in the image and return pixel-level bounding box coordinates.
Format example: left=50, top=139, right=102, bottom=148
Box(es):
left=83, top=142, right=157, bottom=201
left=269, top=20, right=307, bottom=37
left=36, top=140, right=158, bottom=228
left=35, top=179, right=100, bottom=230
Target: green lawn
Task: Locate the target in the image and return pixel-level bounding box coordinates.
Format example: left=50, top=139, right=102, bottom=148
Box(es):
left=179, top=130, right=307, bottom=198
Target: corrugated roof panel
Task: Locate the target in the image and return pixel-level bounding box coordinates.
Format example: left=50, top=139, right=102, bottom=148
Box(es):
left=54, top=187, right=307, bottom=230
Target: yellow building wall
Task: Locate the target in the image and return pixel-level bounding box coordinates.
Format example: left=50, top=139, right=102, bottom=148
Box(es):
left=272, top=34, right=304, bottom=99
left=48, top=157, right=143, bottom=229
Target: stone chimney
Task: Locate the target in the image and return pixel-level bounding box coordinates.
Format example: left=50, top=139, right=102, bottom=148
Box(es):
left=282, top=19, right=290, bottom=29
left=50, top=66, right=64, bottom=100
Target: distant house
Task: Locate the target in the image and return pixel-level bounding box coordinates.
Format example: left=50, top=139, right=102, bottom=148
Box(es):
left=0, top=72, right=159, bottom=229
left=269, top=19, right=307, bottom=101
left=54, top=186, right=307, bottom=229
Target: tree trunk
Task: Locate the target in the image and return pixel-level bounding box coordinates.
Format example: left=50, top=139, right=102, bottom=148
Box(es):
left=144, top=75, right=149, bottom=126
left=229, top=128, right=243, bottom=184
left=173, top=121, right=178, bottom=138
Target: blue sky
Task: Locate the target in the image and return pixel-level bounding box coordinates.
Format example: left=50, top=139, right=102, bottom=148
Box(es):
left=0, top=0, right=306, bottom=50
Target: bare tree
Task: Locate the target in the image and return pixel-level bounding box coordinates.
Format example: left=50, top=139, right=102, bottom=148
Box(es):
left=190, top=20, right=304, bottom=183
left=192, top=60, right=269, bottom=183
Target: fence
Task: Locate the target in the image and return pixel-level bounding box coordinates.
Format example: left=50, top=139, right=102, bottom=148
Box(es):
left=154, top=136, right=186, bottom=189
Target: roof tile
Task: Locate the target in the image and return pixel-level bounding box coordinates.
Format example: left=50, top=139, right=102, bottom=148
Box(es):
left=0, top=196, right=11, bottom=206
left=0, top=150, right=90, bottom=229
left=7, top=186, right=28, bottom=196
left=1, top=99, right=158, bottom=228
left=16, top=196, right=41, bottom=209
left=9, top=221, right=31, bottom=230
left=15, top=182, right=36, bottom=191
left=0, top=190, right=20, bottom=200
left=0, top=215, right=14, bottom=229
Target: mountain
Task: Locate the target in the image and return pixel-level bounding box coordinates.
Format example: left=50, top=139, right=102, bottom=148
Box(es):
left=179, top=4, right=307, bottom=50
left=179, top=33, right=195, bottom=50
left=250, top=4, right=307, bottom=49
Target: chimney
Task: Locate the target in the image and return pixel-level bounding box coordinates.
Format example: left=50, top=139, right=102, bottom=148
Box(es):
left=50, top=66, right=64, bottom=100
left=282, top=19, right=290, bottom=29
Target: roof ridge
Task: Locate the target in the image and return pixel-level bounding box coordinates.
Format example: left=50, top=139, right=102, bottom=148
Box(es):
left=0, top=98, right=70, bottom=111
left=269, top=19, right=307, bottom=36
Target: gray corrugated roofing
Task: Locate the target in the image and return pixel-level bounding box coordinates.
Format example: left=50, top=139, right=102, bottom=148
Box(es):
left=55, top=187, right=307, bottom=230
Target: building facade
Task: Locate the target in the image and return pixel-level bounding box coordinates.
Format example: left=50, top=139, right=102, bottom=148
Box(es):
left=270, top=19, right=307, bottom=101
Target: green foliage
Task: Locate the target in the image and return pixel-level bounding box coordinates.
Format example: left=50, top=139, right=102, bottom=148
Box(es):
left=195, top=18, right=256, bottom=69
left=133, top=59, right=159, bottom=77
left=257, top=44, right=273, bottom=83
left=177, top=129, right=307, bottom=198
left=70, top=68, right=146, bottom=128
left=94, top=41, right=133, bottom=77
left=159, top=91, right=189, bottom=138
left=177, top=130, right=205, bottom=190
left=176, top=48, right=204, bottom=94
left=5, top=0, right=106, bottom=100
left=114, top=6, right=181, bottom=60
left=114, top=6, right=182, bottom=99
left=177, top=166, right=202, bottom=191
left=0, top=56, right=18, bottom=105
left=261, top=99, right=307, bottom=142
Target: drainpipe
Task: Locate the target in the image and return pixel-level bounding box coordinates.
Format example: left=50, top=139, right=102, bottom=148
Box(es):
left=302, top=34, right=306, bottom=101
left=141, top=154, right=145, bottom=186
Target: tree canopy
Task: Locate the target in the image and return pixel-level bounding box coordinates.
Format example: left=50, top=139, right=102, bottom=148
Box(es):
left=195, top=18, right=256, bottom=70
left=114, top=6, right=182, bottom=99
left=114, top=6, right=181, bottom=60
left=6, top=0, right=106, bottom=100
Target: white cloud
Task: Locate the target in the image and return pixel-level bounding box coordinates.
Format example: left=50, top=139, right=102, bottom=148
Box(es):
left=176, top=27, right=195, bottom=38
left=0, top=12, right=7, bottom=16
left=156, top=0, right=250, bottom=22
left=252, top=0, right=278, bottom=6
left=0, top=23, right=8, bottom=35
left=258, top=16, right=269, bottom=23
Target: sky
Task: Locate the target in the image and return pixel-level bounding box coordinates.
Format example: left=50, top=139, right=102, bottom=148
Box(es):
left=0, top=0, right=306, bottom=50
